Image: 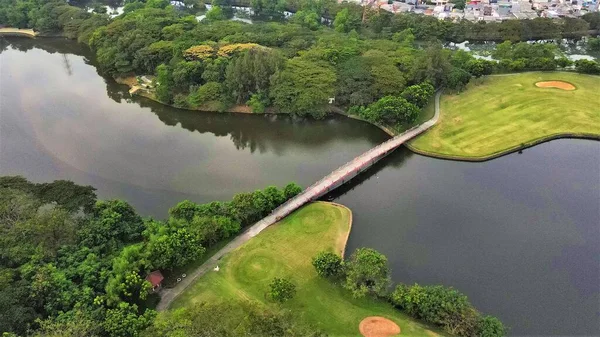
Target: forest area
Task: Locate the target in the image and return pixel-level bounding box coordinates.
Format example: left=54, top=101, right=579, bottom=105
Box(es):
left=0, top=1, right=599, bottom=335
left=0, top=0, right=599, bottom=129
left=0, top=176, right=303, bottom=336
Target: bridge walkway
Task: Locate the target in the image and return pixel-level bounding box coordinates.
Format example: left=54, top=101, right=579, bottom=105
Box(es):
left=156, top=91, right=441, bottom=311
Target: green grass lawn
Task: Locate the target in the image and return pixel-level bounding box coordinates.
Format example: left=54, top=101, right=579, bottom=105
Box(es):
left=409, top=72, right=600, bottom=160
left=171, top=202, right=444, bottom=337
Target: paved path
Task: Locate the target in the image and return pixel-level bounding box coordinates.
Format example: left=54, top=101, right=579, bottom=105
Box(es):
left=156, top=91, right=441, bottom=311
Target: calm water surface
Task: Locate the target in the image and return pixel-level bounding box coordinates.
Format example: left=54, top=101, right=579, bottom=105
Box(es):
left=0, top=38, right=387, bottom=217
left=1, top=37, right=598, bottom=336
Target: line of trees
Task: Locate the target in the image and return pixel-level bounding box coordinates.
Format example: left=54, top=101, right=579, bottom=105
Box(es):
left=312, top=248, right=507, bottom=337
left=2, top=1, right=597, bottom=124
left=0, top=176, right=301, bottom=336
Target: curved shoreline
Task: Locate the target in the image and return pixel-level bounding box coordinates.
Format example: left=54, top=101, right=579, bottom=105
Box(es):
left=120, top=70, right=600, bottom=163
left=407, top=72, right=600, bottom=162
left=125, top=75, right=600, bottom=164
left=406, top=133, right=600, bottom=162
left=325, top=201, right=354, bottom=259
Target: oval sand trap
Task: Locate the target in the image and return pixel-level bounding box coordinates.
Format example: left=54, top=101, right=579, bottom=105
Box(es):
left=535, top=81, right=575, bottom=90
left=359, top=316, right=401, bottom=337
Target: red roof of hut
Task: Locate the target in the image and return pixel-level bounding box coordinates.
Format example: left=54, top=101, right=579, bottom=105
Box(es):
left=145, top=270, right=164, bottom=287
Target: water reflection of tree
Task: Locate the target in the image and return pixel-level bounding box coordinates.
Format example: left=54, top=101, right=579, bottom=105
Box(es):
left=134, top=97, right=388, bottom=155
left=0, top=38, right=9, bottom=55
left=5, top=37, right=391, bottom=157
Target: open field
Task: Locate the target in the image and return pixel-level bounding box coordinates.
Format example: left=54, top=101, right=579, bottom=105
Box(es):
left=408, top=72, right=600, bottom=160
left=171, top=202, right=443, bottom=337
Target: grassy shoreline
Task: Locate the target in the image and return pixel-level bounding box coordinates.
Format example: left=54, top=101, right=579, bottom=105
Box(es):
left=409, top=72, right=600, bottom=161
left=407, top=132, right=600, bottom=162
left=170, top=201, right=444, bottom=336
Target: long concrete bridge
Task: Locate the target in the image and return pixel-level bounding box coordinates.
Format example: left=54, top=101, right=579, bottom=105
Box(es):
left=156, top=91, right=441, bottom=311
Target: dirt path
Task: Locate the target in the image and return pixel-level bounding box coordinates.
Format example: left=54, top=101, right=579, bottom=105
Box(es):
left=155, top=92, right=441, bottom=311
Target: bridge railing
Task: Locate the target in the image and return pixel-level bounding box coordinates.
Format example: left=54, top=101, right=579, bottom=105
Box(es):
left=268, top=121, right=433, bottom=219
left=269, top=125, right=424, bottom=217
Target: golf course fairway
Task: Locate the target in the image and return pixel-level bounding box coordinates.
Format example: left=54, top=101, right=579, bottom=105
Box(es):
left=170, top=202, right=443, bottom=336
left=409, top=72, right=600, bottom=160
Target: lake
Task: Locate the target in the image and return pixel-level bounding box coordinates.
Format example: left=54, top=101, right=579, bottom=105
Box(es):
left=1, top=37, right=598, bottom=336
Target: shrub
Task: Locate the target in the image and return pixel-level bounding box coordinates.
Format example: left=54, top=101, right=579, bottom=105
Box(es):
left=283, top=182, right=302, bottom=199
left=312, top=251, right=344, bottom=278
left=477, top=315, right=507, bottom=337
left=390, top=283, right=502, bottom=336
left=556, top=57, right=573, bottom=68
left=169, top=200, right=202, bottom=222
left=269, top=277, right=296, bottom=303
left=364, top=96, right=420, bottom=126
left=344, top=248, right=391, bottom=298
left=400, top=82, right=435, bottom=108
left=173, top=93, right=188, bottom=108
left=205, top=5, right=226, bottom=21
left=188, top=82, right=222, bottom=107
left=248, top=93, right=267, bottom=113
left=575, top=59, right=600, bottom=74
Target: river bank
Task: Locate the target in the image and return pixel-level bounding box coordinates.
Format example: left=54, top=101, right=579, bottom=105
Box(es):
left=115, top=75, right=403, bottom=137
left=3, top=39, right=599, bottom=335
left=0, top=28, right=37, bottom=37
left=167, top=201, right=448, bottom=336
left=116, top=71, right=600, bottom=164
left=408, top=72, right=600, bottom=161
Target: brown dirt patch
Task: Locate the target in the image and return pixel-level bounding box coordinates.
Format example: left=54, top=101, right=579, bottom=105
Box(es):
left=535, top=81, right=575, bottom=90
left=114, top=76, right=138, bottom=87
left=359, top=316, right=401, bottom=337
left=227, top=104, right=253, bottom=113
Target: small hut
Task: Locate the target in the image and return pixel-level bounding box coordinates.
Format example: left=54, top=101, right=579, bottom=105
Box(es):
left=145, top=270, right=164, bottom=292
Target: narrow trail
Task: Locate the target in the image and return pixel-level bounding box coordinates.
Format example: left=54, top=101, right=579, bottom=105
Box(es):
left=156, top=91, right=441, bottom=311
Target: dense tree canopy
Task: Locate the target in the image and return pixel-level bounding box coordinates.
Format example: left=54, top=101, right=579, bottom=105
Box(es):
left=270, top=57, right=336, bottom=118
left=391, top=283, right=507, bottom=337
left=344, top=247, right=391, bottom=298
left=0, top=176, right=301, bottom=336
left=2, top=0, right=596, bottom=122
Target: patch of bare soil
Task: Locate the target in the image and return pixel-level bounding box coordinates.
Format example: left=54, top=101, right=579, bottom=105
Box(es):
left=114, top=76, right=138, bottom=87
left=535, top=81, right=576, bottom=90
left=359, top=316, right=401, bottom=337
left=227, top=105, right=253, bottom=113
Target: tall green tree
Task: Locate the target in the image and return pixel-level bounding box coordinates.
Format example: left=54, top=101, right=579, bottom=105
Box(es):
left=225, top=48, right=284, bottom=103
left=344, top=248, right=391, bottom=298
left=333, top=8, right=360, bottom=33
left=270, top=58, right=336, bottom=118
left=155, top=64, right=174, bottom=103
left=401, top=82, right=435, bottom=108
left=362, top=96, right=420, bottom=126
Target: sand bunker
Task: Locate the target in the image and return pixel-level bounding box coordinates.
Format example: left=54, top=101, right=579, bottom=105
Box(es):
left=535, top=81, right=575, bottom=90
left=359, top=316, right=401, bottom=337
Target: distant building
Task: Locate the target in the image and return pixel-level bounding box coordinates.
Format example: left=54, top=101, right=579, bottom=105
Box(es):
left=146, top=270, right=164, bottom=292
